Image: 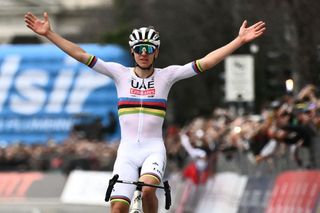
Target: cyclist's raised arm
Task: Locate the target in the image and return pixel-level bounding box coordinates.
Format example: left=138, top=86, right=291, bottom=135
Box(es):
left=24, top=12, right=91, bottom=64
left=197, top=20, right=266, bottom=72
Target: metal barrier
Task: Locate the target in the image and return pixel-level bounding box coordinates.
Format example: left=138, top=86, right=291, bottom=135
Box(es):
left=216, top=136, right=320, bottom=177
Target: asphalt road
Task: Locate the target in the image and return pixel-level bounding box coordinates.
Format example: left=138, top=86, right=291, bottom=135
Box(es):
left=0, top=199, right=109, bottom=213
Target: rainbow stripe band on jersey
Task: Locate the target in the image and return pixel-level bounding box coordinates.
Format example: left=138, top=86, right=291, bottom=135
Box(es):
left=118, top=97, right=167, bottom=118
left=110, top=196, right=131, bottom=206
left=85, top=55, right=97, bottom=68
left=141, top=173, right=161, bottom=184
left=192, top=60, right=204, bottom=74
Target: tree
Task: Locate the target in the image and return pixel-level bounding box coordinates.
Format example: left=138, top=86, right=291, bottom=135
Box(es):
left=283, top=0, right=320, bottom=88
left=98, top=0, right=320, bottom=124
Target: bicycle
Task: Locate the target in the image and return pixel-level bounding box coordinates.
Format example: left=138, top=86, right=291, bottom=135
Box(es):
left=105, top=174, right=172, bottom=213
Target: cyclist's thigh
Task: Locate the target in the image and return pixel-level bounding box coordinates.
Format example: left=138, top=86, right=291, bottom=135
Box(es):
left=111, top=156, right=139, bottom=204
left=140, top=151, right=166, bottom=183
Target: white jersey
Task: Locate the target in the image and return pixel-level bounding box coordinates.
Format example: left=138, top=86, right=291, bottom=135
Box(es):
left=87, top=56, right=203, bottom=142
left=86, top=56, right=204, bottom=203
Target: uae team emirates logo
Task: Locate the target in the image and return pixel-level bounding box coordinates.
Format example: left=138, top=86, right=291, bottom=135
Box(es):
left=130, top=77, right=155, bottom=97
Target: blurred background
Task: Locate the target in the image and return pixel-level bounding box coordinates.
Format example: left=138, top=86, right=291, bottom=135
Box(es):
left=0, top=0, right=320, bottom=212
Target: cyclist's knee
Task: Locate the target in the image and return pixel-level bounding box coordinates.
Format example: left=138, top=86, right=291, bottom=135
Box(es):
left=142, top=186, right=157, bottom=200
left=111, top=201, right=130, bottom=213
left=139, top=175, right=159, bottom=202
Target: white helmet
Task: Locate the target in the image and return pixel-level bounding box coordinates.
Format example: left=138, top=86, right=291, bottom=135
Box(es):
left=129, top=26, right=160, bottom=48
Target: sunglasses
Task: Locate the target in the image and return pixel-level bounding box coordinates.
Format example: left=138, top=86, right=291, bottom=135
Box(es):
left=133, top=44, right=156, bottom=55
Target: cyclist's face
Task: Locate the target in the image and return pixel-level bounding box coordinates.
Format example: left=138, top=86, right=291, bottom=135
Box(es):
left=132, top=45, right=159, bottom=69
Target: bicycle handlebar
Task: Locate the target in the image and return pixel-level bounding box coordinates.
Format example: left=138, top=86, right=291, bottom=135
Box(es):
left=104, top=174, right=119, bottom=202
left=163, top=180, right=171, bottom=210
left=105, top=174, right=171, bottom=210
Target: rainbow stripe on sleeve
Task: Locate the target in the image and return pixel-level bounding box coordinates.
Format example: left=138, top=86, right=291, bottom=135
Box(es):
left=118, top=97, right=167, bottom=118
left=85, top=55, right=97, bottom=68
left=192, top=60, right=204, bottom=74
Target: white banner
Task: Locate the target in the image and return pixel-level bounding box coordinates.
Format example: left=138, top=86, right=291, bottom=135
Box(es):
left=170, top=172, right=248, bottom=213
left=195, top=172, right=248, bottom=213
left=61, top=170, right=112, bottom=206
left=225, top=55, right=254, bottom=102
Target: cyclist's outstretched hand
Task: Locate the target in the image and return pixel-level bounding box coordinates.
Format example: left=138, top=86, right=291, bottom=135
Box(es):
left=24, top=11, right=90, bottom=65
left=25, top=12, right=51, bottom=36
left=238, top=20, right=266, bottom=43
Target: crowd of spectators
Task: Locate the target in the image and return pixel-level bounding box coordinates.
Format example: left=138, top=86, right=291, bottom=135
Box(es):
left=166, top=84, right=320, bottom=181
left=0, top=84, right=319, bottom=177
left=0, top=135, right=118, bottom=174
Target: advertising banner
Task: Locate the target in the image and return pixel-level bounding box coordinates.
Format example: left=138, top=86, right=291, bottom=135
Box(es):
left=194, top=172, right=248, bottom=213
left=265, top=171, right=320, bottom=213
left=61, top=170, right=112, bottom=205
left=0, top=172, right=66, bottom=198
left=0, top=44, right=131, bottom=144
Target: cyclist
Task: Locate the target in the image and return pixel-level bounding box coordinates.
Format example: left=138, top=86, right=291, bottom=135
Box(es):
left=24, top=12, right=265, bottom=213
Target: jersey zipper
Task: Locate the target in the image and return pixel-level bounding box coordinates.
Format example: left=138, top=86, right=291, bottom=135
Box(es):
left=137, top=78, right=144, bottom=142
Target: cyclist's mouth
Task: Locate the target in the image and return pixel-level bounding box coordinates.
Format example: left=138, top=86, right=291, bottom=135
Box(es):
left=139, top=58, right=149, bottom=64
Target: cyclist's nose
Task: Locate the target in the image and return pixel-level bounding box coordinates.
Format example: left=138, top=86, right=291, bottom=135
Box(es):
left=141, top=50, right=148, bottom=56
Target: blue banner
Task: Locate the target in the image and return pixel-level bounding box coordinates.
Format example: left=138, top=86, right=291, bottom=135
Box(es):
left=0, top=44, right=132, bottom=144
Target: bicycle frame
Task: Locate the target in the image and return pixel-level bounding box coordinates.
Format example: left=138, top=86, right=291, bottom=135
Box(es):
left=105, top=174, right=172, bottom=211
left=130, top=184, right=143, bottom=213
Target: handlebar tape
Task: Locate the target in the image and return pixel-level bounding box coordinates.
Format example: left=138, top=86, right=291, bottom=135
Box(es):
left=163, top=180, right=172, bottom=210
left=105, top=174, right=119, bottom=202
